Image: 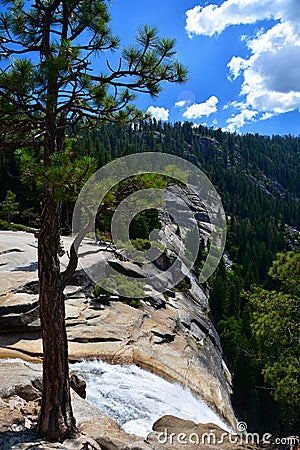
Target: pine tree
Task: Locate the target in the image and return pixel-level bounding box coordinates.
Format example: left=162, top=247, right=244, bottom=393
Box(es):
left=0, top=0, right=187, bottom=441
left=0, top=190, right=19, bottom=223
left=245, top=252, right=300, bottom=406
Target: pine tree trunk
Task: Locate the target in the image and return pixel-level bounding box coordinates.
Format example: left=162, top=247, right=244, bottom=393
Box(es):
left=37, top=187, right=78, bottom=442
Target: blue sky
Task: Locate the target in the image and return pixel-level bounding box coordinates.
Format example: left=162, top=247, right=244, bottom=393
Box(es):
left=107, top=0, right=300, bottom=136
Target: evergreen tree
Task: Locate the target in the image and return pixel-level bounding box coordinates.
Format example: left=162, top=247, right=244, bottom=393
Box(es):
left=0, top=190, right=19, bottom=223
left=0, top=0, right=187, bottom=441
left=246, top=252, right=300, bottom=406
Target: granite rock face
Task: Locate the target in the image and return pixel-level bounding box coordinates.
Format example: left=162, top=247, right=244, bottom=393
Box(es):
left=0, top=224, right=235, bottom=430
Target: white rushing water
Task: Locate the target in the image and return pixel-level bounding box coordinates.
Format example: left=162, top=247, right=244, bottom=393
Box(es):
left=71, top=359, right=231, bottom=437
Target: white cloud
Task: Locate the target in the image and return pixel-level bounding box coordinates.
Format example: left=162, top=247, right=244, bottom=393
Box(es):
left=232, top=21, right=300, bottom=113
left=224, top=108, right=257, bottom=132
left=175, top=100, right=189, bottom=108
left=224, top=100, right=245, bottom=110
left=183, top=96, right=218, bottom=119
left=261, top=112, right=275, bottom=121
left=185, top=0, right=279, bottom=38
left=146, top=106, right=169, bottom=121
left=186, top=0, right=300, bottom=119
left=227, top=56, right=250, bottom=81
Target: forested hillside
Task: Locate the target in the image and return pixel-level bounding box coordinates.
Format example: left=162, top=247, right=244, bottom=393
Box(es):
left=1, top=120, right=299, bottom=435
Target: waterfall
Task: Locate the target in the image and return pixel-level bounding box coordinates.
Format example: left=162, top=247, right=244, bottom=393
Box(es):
left=72, top=359, right=231, bottom=437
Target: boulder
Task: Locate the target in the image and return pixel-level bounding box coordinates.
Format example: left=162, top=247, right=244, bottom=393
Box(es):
left=152, top=415, right=198, bottom=434
left=0, top=361, right=42, bottom=401
left=79, top=418, right=152, bottom=450
left=148, top=415, right=258, bottom=450
left=70, top=372, right=86, bottom=399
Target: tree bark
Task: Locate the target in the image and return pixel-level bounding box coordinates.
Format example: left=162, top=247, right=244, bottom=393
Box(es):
left=37, top=186, right=78, bottom=442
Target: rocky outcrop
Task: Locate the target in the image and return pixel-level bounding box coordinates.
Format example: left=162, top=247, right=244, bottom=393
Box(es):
left=147, top=415, right=299, bottom=450
left=0, top=230, right=236, bottom=430
left=0, top=293, right=39, bottom=332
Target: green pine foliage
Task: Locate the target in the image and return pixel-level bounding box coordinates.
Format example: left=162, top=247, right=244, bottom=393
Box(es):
left=246, top=253, right=300, bottom=406
left=0, top=190, right=19, bottom=223
left=98, top=275, right=144, bottom=308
